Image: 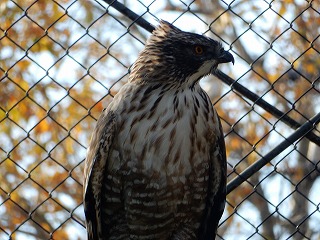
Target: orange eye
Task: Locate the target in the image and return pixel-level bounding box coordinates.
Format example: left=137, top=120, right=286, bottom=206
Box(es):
left=194, top=45, right=204, bottom=55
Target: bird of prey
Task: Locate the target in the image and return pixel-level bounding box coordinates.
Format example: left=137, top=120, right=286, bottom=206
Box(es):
left=83, top=20, right=234, bottom=240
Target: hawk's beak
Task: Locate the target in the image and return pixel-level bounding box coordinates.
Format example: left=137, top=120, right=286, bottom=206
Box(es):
left=217, top=50, right=234, bottom=65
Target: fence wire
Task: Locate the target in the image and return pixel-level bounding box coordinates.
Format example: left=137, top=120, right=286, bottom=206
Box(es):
left=1, top=0, right=319, bottom=239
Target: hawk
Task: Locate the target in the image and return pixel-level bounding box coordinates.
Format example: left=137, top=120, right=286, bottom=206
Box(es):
left=84, top=20, right=233, bottom=240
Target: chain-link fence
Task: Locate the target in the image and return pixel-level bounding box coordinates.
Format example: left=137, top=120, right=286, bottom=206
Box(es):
left=1, top=0, right=319, bottom=239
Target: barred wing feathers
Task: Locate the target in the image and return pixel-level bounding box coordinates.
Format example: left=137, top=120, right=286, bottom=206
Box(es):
left=83, top=111, right=117, bottom=240
left=200, top=114, right=227, bottom=239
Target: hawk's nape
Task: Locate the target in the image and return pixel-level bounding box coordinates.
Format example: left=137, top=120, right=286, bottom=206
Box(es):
left=83, top=20, right=233, bottom=240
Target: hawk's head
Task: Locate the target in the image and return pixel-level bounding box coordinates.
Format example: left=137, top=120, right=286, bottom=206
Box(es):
left=130, top=20, right=234, bottom=85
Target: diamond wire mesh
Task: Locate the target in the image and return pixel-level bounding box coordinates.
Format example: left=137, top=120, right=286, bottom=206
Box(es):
left=1, top=0, right=319, bottom=239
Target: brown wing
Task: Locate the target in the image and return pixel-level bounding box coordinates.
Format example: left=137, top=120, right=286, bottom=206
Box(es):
left=83, top=111, right=117, bottom=240
left=199, top=113, right=227, bottom=240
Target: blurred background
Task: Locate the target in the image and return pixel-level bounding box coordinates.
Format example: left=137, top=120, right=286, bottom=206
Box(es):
left=0, top=0, right=319, bottom=239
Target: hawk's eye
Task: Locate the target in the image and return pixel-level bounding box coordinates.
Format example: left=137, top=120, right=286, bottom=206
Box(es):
left=194, top=45, right=204, bottom=55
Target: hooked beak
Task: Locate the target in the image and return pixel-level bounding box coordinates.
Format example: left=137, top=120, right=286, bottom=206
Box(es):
left=217, top=50, right=234, bottom=65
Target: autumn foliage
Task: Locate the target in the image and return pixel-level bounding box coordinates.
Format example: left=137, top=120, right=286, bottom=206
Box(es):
left=1, top=0, right=319, bottom=239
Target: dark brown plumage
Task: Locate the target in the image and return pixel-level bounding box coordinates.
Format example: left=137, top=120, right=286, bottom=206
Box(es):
left=83, top=20, right=233, bottom=240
